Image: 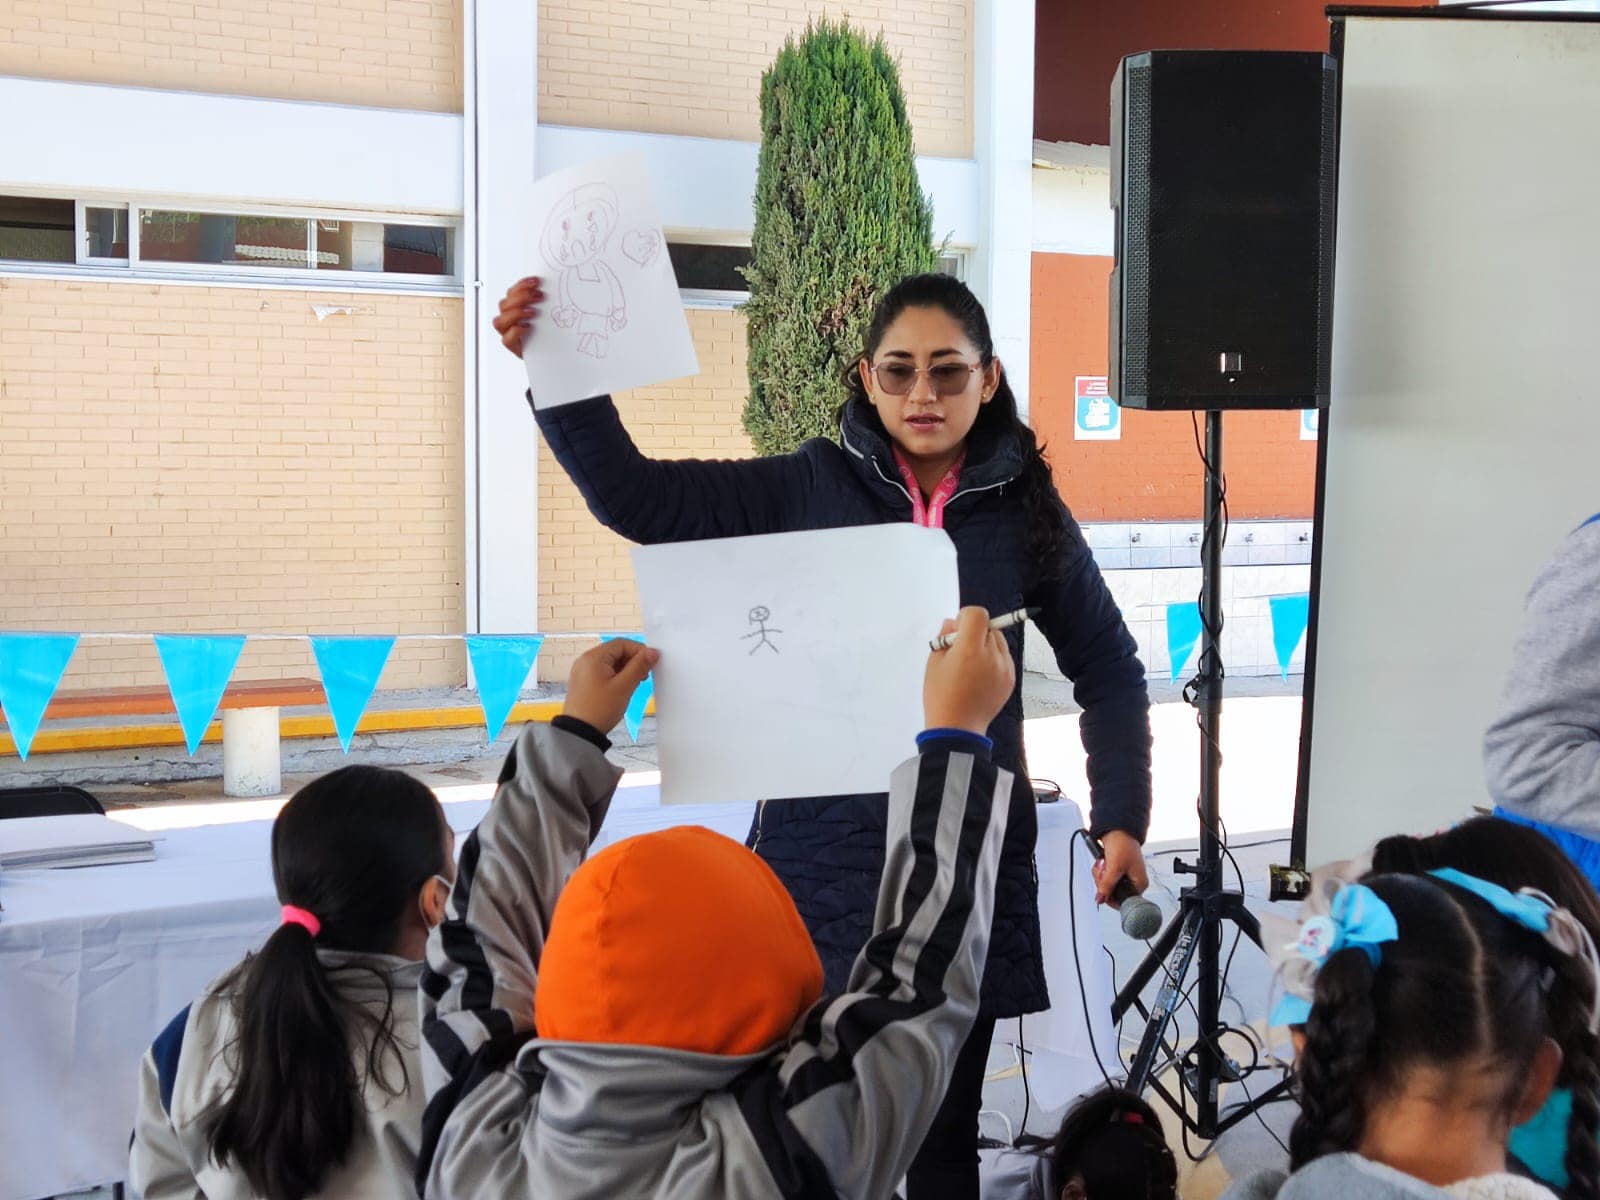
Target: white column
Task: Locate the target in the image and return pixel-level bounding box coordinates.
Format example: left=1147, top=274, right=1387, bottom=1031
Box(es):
left=972, top=0, right=1037, bottom=417
left=466, top=0, right=541, bottom=637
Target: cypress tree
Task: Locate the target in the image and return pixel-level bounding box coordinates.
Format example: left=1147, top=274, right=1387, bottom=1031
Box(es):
left=741, top=19, right=940, bottom=456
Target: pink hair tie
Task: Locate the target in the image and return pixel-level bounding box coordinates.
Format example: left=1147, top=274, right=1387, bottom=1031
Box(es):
left=280, top=904, right=322, bottom=937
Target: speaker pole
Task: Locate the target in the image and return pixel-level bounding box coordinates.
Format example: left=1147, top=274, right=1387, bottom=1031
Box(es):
left=1114, top=407, right=1297, bottom=1141
left=1195, top=408, right=1226, bottom=1131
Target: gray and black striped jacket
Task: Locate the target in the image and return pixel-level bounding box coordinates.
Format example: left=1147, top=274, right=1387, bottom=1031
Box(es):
left=416, top=720, right=1013, bottom=1199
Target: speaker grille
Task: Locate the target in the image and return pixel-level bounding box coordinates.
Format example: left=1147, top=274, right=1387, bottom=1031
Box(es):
left=1315, top=62, right=1338, bottom=397
left=1122, top=63, right=1152, bottom=397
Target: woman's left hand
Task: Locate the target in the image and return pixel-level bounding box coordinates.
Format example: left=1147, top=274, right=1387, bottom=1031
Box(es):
left=1093, top=829, right=1149, bottom=904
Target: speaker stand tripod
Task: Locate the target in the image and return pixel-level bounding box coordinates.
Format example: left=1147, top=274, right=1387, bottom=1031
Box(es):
left=1109, top=410, right=1294, bottom=1140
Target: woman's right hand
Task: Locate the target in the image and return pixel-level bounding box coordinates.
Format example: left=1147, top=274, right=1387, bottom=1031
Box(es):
left=492, top=277, right=546, bottom=357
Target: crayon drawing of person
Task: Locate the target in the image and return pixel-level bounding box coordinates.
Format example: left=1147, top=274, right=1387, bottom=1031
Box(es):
left=542, top=183, right=627, bottom=358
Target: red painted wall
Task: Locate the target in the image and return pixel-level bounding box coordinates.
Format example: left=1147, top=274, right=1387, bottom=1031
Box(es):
left=1030, top=251, right=1315, bottom=521
left=1035, top=0, right=1430, bottom=145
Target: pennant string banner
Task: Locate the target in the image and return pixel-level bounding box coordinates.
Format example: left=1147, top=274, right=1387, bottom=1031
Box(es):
left=465, top=634, right=546, bottom=742
left=1268, top=593, right=1312, bottom=679
left=0, top=631, right=658, bottom=760
left=602, top=633, right=655, bottom=744
left=153, top=635, right=247, bottom=755
left=310, top=637, right=396, bottom=753
left=1165, top=602, right=1203, bottom=683
left=0, top=633, right=80, bottom=760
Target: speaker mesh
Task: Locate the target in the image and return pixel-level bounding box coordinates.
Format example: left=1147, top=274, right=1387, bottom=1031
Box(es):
left=1315, top=63, right=1338, bottom=396
left=1122, top=63, right=1152, bottom=396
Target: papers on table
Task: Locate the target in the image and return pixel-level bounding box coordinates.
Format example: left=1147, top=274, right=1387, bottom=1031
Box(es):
left=0, top=814, right=158, bottom=870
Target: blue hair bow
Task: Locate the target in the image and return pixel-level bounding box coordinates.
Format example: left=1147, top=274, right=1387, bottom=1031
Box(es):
left=1271, top=882, right=1399, bottom=1027
left=1428, top=867, right=1555, bottom=932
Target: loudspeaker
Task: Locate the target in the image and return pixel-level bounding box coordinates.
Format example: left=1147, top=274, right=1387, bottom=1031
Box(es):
left=1110, top=50, right=1337, bottom=411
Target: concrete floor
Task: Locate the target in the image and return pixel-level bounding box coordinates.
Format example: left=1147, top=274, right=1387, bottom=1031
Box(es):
left=65, top=671, right=1308, bottom=1198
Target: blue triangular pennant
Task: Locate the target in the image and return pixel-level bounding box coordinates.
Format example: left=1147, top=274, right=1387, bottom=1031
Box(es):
left=309, top=636, right=395, bottom=752
left=1166, top=602, right=1203, bottom=683
left=0, top=633, right=79, bottom=760
left=1269, top=594, right=1311, bottom=680
left=153, top=635, right=247, bottom=755
left=465, top=635, right=545, bottom=741
left=602, top=633, right=653, bottom=743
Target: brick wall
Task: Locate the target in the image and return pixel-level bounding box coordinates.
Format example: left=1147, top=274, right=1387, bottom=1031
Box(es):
left=537, top=306, right=750, bottom=678
left=1030, top=251, right=1315, bottom=521
left=539, top=0, right=973, bottom=158
left=0, top=0, right=462, bottom=113
left=0, top=277, right=467, bottom=692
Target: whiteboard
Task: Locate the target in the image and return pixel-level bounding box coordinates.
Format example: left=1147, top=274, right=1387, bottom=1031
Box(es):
left=1304, top=13, right=1600, bottom=863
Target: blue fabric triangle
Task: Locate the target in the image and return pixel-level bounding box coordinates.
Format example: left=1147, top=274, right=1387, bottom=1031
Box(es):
left=1269, top=594, right=1311, bottom=679
left=153, top=635, right=247, bottom=755
left=1166, top=602, right=1203, bottom=683
left=601, top=634, right=653, bottom=743
left=0, top=633, right=80, bottom=760
left=309, top=637, right=395, bottom=753
left=465, top=635, right=545, bottom=741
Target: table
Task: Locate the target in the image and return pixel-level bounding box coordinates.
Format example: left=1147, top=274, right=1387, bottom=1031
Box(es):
left=0, top=785, right=1109, bottom=1199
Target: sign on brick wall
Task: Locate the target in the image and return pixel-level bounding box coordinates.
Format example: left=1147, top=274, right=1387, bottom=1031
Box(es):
left=1074, top=375, right=1121, bottom=440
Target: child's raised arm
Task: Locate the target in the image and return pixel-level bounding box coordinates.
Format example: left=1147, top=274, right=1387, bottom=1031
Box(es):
left=416, top=639, right=654, bottom=1193
left=733, top=608, right=1019, bottom=1197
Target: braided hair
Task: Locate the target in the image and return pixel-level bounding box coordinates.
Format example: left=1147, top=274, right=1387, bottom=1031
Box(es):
left=1289, top=872, right=1600, bottom=1200
left=1372, top=820, right=1600, bottom=1195
left=840, top=273, right=1070, bottom=575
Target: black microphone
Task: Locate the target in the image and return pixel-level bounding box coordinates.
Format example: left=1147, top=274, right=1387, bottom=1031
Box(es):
left=1087, top=833, right=1163, bottom=940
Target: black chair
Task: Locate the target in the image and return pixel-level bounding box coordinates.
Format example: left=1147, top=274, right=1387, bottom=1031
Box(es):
left=0, top=783, right=104, bottom=819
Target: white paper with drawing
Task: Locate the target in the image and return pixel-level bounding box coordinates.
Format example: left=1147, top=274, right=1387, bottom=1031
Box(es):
left=522, top=153, right=698, bottom=408
left=633, top=525, right=960, bottom=805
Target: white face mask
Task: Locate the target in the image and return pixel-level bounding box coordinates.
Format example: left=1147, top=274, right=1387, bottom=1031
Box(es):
left=424, top=873, right=455, bottom=929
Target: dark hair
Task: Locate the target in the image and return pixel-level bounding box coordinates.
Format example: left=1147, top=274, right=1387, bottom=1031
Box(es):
left=1046, top=1086, right=1177, bottom=1200
left=841, top=272, right=1070, bottom=574
left=1290, top=872, right=1600, bottom=1200
left=1371, top=816, right=1600, bottom=952
left=206, top=765, right=447, bottom=1200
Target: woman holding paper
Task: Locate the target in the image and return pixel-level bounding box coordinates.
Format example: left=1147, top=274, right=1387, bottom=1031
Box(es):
left=495, top=270, right=1153, bottom=1198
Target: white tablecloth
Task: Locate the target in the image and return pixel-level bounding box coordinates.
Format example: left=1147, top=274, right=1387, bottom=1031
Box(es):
left=0, top=786, right=1110, bottom=1200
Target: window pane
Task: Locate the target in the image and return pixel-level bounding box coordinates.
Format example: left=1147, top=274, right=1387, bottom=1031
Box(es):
left=314, top=219, right=385, bottom=271
left=139, top=210, right=308, bottom=268
left=382, top=224, right=451, bottom=275
left=668, top=242, right=751, bottom=292
left=0, top=196, right=75, bottom=263
left=86, top=207, right=129, bottom=259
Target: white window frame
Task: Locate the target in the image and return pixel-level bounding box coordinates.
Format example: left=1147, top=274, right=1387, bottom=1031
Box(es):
left=124, top=200, right=459, bottom=287
left=2, top=187, right=462, bottom=292
left=668, top=232, right=751, bottom=310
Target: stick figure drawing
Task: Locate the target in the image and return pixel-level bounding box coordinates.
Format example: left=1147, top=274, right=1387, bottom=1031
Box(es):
left=742, top=606, right=781, bottom=655
left=542, top=183, right=627, bottom=358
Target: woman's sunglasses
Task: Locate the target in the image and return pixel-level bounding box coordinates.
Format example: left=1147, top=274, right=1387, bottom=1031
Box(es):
left=868, top=360, right=981, bottom=397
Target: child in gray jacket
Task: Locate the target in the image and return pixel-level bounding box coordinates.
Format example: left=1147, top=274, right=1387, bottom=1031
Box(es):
left=1485, top=514, right=1600, bottom=857
left=418, top=609, right=1019, bottom=1199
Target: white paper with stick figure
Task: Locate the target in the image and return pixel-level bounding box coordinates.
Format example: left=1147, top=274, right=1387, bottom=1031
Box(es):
left=523, top=153, right=698, bottom=408
left=631, top=525, right=960, bottom=805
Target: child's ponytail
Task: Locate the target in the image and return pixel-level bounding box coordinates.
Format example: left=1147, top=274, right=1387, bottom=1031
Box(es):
left=207, top=920, right=363, bottom=1200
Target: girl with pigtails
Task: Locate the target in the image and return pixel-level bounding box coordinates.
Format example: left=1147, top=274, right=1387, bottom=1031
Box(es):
left=1226, top=865, right=1600, bottom=1200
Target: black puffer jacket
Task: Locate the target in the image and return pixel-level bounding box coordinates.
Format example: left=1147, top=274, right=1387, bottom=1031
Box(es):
left=535, top=394, right=1152, bottom=1016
